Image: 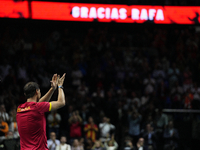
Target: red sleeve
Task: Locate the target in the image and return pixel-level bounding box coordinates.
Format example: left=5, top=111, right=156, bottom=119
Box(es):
left=36, top=102, right=50, bottom=113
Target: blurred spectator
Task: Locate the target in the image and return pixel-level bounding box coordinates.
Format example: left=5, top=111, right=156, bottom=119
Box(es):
left=130, top=92, right=141, bottom=109
left=154, top=108, right=168, bottom=149
left=71, top=66, right=83, bottom=88
left=47, top=110, right=62, bottom=137
left=84, top=116, right=98, bottom=142
left=99, top=117, right=115, bottom=143
left=47, top=132, right=60, bottom=150
left=71, top=139, right=84, bottom=150
left=0, top=104, right=10, bottom=123
left=191, top=83, right=200, bottom=100
left=163, top=120, right=179, bottom=150
left=183, top=67, right=193, bottom=91
left=170, top=82, right=183, bottom=109
left=0, top=60, right=11, bottom=81
left=56, top=136, right=71, bottom=150
left=0, top=116, right=9, bottom=143
left=104, top=135, right=118, bottom=150
left=79, top=105, right=90, bottom=125
left=68, top=111, right=83, bottom=140
left=85, top=138, right=94, bottom=150
left=91, top=140, right=106, bottom=150
left=77, top=82, right=89, bottom=97
left=9, top=108, right=19, bottom=139
left=140, top=92, right=150, bottom=107
left=127, top=109, right=142, bottom=144
left=184, top=89, right=194, bottom=109
left=167, top=63, right=180, bottom=88
left=154, top=108, right=168, bottom=131
left=122, top=136, right=135, bottom=150
left=143, top=74, right=155, bottom=94
left=152, top=63, right=166, bottom=84
left=141, top=123, right=158, bottom=150
left=134, top=138, right=148, bottom=150
left=3, top=131, right=20, bottom=150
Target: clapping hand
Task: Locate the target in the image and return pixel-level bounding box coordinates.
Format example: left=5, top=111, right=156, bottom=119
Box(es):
left=50, top=74, right=58, bottom=90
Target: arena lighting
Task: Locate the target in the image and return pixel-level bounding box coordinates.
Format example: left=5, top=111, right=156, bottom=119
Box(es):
left=0, top=0, right=200, bottom=24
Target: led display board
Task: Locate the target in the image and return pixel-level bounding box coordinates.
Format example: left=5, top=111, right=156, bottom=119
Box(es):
left=1, top=0, right=200, bottom=24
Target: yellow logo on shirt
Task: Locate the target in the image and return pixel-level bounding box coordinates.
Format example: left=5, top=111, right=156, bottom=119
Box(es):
left=17, top=106, right=31, bottom=112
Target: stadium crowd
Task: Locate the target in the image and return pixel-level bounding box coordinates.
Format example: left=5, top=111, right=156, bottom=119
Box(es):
left=0, top=22, right=200, bottom=150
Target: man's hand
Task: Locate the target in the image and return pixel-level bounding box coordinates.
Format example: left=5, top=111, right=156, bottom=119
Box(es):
left=50, top=74, right=58, bottom=90
left=58, top=73, right=66, bottom=86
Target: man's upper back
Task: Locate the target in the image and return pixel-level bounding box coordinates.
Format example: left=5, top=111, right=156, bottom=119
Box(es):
left=16, top=102, right=51, bottom=150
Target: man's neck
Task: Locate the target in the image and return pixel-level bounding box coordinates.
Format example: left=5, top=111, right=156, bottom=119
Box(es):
left=27, top=97, right=37, bottom=102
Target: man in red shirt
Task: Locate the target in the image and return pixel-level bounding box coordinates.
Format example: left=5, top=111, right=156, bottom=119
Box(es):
left=16, top=73, right=66, bottom=150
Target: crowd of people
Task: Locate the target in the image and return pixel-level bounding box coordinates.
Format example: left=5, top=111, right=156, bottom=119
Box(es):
left=0, top=20, right=200, bottom=150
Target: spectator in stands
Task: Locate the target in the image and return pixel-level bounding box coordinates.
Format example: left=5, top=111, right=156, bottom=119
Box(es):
left=191, top=83, right=200, bottom=100
left=91, top=140, right=105, bottom=150
left=167, top=63, right=180, bottom=88
left=134, top=138, right=148, bottom=150
left=152, top=63, right=166, bottom=84
left=0, top=59, right=11, bottom=81
left=183, top=67, right=193, bottom=92
left=79, top=138, right=85, bottom=148
left=0, top=104, right=10, bottom=123
left=141, top=123, right=158, bottom=150
left=127, top=109, right=142, bottom=145
left=191, top=83, right=200, bottom=109
left=8, top=107, right=19, bottom=139
left=47, top=132, right=60, bottom=150
left=99, top=117, right=115, bottom=143
left=77, top=82, right=89, bottom=97
left=184, top=88, right=194, bottom=109
left=170, top=81, right=183, bottom=109
left=163, top=120, right=179, bottom=150
left=140, top=91, right=150, bottom=107
left=56, top=136, right=71, bottom=150
left=3, top=131, right=20, bottom=150
left=71, top=139, right=84, bottom=150
left=71, top=66, right=83, bottom=89
left=104, top=135, right=118, bottom=150
left=154, top=108, right=168, bottom=131
left=68, top=111, right=82, bottom=141
left=85, top=138, right=94, bottom=150
left=122, top=136, right=135, bottom=150
left=47, top=110, right=62, bottom=137
left=130, top=92, right=141, bottom=109
left=154, top=108, right=168, bottom=149
left=143, top=74, right=156, bottom=95
left=79, top=105, right=89, bottom=126
left=84, top=116, right=98, bottom=142
left=0, top=116, right=9, bottom=143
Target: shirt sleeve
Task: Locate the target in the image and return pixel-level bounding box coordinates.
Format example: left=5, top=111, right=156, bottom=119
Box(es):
left=37, top=102, right=51, bottom=113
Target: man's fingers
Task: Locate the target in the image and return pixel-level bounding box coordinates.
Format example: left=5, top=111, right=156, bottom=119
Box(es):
left=52, top=74, right=57, bottom=81
left=57, top=75, right=60, bottom=81
left=60, top=73, right=66, bottom=80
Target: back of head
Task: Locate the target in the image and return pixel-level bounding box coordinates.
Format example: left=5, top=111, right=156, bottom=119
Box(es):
left=24, top=82, right=39, bottom=99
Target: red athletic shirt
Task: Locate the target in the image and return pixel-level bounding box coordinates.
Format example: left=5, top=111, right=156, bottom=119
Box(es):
left=16, top=102, right=52, bottom=150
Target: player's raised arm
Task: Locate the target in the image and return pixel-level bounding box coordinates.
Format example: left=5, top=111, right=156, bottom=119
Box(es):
left=50, top=73, right=66, bottom=111
left=39, top=74, right=58, bottom=102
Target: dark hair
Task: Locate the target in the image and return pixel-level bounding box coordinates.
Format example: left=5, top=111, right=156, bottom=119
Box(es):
left=24, top=82, right=39, bottom=99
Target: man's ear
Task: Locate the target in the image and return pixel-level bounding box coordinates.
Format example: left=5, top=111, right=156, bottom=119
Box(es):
left=35, top=89, right=39, bottom=95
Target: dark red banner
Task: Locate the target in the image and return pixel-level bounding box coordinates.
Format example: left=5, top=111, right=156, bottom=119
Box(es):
left=1, top=0, right=200, bottom=24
